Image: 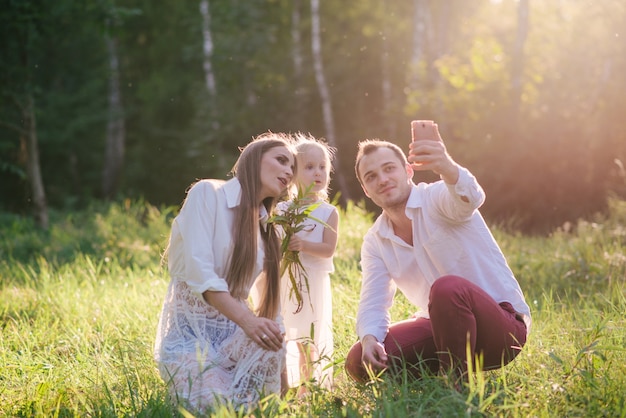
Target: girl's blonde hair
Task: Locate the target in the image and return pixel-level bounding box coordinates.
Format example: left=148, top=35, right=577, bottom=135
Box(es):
left=292, top=132, right=336, bottom=201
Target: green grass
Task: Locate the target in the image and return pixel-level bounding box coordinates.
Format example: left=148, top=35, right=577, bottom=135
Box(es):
left=1, top=198, right=625, bottom=417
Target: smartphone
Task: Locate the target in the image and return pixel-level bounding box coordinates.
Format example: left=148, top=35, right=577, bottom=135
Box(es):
left=411, top=120, right=440, bottom=142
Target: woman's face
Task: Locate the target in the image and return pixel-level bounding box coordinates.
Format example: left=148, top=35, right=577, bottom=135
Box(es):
left=258, top=145, right=295, bottom=201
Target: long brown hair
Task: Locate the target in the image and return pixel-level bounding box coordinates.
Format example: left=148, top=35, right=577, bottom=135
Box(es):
left=227, top=132, right=297, bottom=319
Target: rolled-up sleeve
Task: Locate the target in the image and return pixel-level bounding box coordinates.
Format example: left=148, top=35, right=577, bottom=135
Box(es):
left=433, top=167, right=486, bottom=222
left=356, top=234, right=396, bottom=342
left=171, top=181, right=229, bottom=294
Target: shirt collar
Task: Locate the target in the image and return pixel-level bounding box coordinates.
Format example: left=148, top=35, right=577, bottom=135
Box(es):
left=373, top=183, right=421, bottom=239
left=223, top=177, right=269, bottom=229
left=405, top=183, right=423, bottom=210
left=223, top=177, right=242, bottom=209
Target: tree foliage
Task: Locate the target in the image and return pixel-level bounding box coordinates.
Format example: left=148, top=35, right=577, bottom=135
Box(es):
left=1, top=0, right=624, bottom=233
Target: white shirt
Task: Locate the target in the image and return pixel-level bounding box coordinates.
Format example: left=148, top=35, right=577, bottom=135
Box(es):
left=167, top=177, right=266, bottom=296
left=356, top=167, right=531, bottom=342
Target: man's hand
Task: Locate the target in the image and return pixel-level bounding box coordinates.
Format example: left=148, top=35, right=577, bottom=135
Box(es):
left=408, top=137, right=460, bottom=185
left=361, top=334, right=388, bottom=373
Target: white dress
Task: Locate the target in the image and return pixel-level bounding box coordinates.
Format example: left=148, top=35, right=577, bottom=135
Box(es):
left=279, top=200, right=335, bottom=388
left=154, top=179, right=285, bottom=412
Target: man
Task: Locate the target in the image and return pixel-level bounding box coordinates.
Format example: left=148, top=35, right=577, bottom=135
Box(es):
left=345, top=127, right=530, bottom=385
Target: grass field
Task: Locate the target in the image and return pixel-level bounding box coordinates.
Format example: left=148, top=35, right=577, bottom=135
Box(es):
left=1, top=198, right=625, bottom=417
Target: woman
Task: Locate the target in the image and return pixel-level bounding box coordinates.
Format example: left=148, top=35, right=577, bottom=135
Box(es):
left=154, top=132, right=297, bottom=412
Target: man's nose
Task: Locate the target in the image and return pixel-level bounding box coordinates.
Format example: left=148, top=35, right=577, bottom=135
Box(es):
left=378, top=172, right=389, bottom=185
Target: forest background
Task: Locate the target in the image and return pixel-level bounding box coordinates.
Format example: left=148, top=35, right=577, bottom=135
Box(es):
left=1, top=0, right=626, bottom=234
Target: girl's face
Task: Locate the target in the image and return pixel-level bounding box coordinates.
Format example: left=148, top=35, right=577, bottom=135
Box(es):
left=297, top=146, right=329, bottom=196
left=259, top=145, right=295, bottom=201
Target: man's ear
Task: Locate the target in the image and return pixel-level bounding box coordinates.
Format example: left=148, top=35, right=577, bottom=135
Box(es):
left=360, top=182, right=370, bottom=198
left=405, top=163, right=414, bottom=180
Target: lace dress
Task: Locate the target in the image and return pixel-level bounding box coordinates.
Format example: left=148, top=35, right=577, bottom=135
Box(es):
left=154, top=178, right=285, bottom=412
left=154, top=281, right=284, bottom=412
left=279, top=200, right=335, bottom=388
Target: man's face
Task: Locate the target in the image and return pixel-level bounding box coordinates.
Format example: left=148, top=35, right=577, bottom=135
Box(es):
left=358, top=147, right=413, bottom=210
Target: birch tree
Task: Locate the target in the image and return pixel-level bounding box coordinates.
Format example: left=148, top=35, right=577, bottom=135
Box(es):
left=291, top=0, right=305, bottom=127
left=102, top=23, right=125, bottom=200
left=310, top=0, right=350, bottom=201
left=510, top=0, right=529, bottom=118
left=0, top=3, right=48, bottom=228
left=198, top=0, right=227, bottom=174
left=200, top=0, right=217, bottom=98
left=18, top=95, right=48, bottom=229
left=380, top=1, right=394, bottom=139
left=409, top=0, right=429, bottom=91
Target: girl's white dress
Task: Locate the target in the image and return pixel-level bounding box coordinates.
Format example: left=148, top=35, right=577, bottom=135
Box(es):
left=279, top=200, right=335, bottom=388
left=154, top=179, right=285, bottom=412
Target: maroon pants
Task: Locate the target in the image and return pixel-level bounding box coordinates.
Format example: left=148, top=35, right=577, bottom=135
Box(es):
left=345, top=275, right=527, bottom=382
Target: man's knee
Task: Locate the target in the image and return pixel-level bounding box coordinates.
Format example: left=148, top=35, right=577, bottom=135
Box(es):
left=430, top=275, right=467, bottom=301
left=345, top=342, right=367, bottom=383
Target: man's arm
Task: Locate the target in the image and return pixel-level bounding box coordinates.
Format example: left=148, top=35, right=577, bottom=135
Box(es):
left=356, top=235, right=395, bottom=342
left=356, top=232, right=396, bottom=372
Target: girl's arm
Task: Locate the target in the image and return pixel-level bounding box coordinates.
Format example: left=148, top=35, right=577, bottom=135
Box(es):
left=287, top=207, right=339, bottom=258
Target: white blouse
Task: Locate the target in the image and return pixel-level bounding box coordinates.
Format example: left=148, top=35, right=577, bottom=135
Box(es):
left=166, top=178, right=265, bottom=295
left=154, top=178, right=284, bottom=411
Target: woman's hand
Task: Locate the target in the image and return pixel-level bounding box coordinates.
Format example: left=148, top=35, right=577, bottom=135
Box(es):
left=203, top=290, right=284, bottom=351
left=240, top=315, right=284, bottom=352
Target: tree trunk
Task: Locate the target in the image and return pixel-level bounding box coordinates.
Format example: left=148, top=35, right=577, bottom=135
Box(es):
left=409, top=0, right=428, bottom=90
left=291, top=0, right=305, bottom=127
left=510, top=0, right=529, bottom=118
left=102, top=33, right=125, bottom=199
left=433, top=2, right=450, bottom=121
left=381, top=1, right=394, bottom=139
left=200, top=0, right=217, bottom=97
left=198, top=0, right=226, bottom=170
left=20, top=94, right=48, bottom=229
left=310, top=0, right=351, bottom=202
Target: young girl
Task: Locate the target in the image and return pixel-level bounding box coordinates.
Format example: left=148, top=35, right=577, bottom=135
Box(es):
left=154, top=133, right=297, bottom=413
left=279, top=134, right=339, bottom=393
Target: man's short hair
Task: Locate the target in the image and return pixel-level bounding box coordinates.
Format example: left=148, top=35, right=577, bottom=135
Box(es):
left=354, top=139, right=408, bottom=184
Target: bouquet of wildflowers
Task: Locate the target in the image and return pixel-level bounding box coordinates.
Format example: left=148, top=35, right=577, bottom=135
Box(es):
left=267, top=185, right=331, bottom=313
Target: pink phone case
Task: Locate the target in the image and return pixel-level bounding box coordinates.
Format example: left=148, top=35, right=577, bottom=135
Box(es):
left=411, top=120, right=439, bottom=142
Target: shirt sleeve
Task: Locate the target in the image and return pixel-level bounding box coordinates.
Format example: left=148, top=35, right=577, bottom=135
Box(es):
left=356, top=233, right=396, bottom=342
left=433, top=166, right=486, bottom=222
left=175, top=181, right=230, bottom=294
